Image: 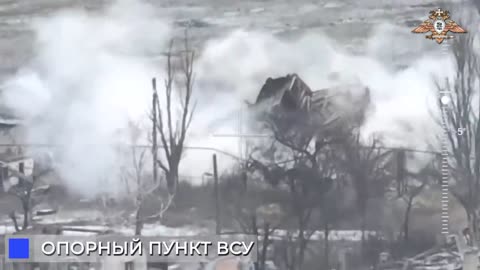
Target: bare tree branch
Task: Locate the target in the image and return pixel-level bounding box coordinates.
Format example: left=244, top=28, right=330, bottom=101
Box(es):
left=435, top=31, right=480, bottom=237
left=152, top=30, right=196, bottom=195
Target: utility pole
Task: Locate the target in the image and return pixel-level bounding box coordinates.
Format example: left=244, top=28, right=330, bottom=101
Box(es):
left=152, top=78, right=158, bottom=188
left=213, top=154, right=220, bottom=235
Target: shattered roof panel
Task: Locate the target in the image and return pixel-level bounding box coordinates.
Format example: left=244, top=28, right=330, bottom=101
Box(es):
left=0, top=105, right=21, bottom=128
left=252, top=74, right=371, bottom=130
left=255, top=75, right=292, bottom=104
left=0, top=115, right=21, bottom=127
left=254, top=74, right=314, bottom=110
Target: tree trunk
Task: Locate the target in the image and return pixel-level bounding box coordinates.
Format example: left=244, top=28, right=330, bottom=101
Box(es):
left=324, top=221, right=330, bottom=270
left=467, top=210, right=478, bottom=244
left=473, top=212, right=478, bottom=243
left=9, top=211, right=20, bottom=232
left=403, top=198, right=413, bottom=243
left=260, top=223, right=270, bottom=270
left=360, top=211, right=366, bottom=253
left=252, top=215, right=260, bottom=270
left=134, top=206, right=143, bottom=235
left=297, top=220, right=307, bottom=270
left=167, top=169, right=178, bottom=195
left=22, top=196, right=30, bottom=230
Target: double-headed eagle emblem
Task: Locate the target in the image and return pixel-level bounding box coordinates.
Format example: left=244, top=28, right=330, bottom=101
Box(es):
left=412, top=8, right=467, bottom=44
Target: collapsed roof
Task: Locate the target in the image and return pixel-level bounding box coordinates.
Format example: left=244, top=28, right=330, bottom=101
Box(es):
left=254, top=73, right=313, bottom=111
left=252, top=73, right=370, bottom=127
left=0, top=106, right=21, bottom=129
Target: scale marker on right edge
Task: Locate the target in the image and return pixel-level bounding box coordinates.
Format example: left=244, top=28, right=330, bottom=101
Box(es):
left=440, top=94, right=451, bottom=235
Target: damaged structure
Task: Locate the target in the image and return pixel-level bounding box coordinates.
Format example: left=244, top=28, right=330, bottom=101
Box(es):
left=251, top=73, right=371, bottom=131
left=249, top=74, right=478, bottom=270
left=0, top=151, right=34, bottom=193
left=1, top=73, right=475, bottom=270
left=0, top=111, right=21, bottom=129
left=0, top=109, right=33, bottom=193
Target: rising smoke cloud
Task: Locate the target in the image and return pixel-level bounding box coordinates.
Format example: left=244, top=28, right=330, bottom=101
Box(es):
left=0, top=0, right=457, bottom=197
left=2, top=0, right=172, bottom=196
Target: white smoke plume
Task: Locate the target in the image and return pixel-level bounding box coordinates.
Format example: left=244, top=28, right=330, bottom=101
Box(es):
left=0, top=0, right=458, bottom=197
left=2, top=0, right=172, bottom=197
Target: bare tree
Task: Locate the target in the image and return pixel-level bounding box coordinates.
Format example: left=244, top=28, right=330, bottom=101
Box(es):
left=435, top=31, right=480, bottom=238
left=151, top=32, right=196, bottom=200
left=120, top=120, right=173, bottom=235
left=246, top=81, right=378, bottom=270
left=318, top=178, right=346, bottom=270
left=123, top=121, right=148, bottom=235
left=222, top=171, right=283, bottom=270
left=126, top=34, right=196, bottom=270
left=248, top=151, right=325, bottom=270
left=247, top=109, right=342, bottom=270
left=393, top=155, right=433, bottom=243
left=6, top=156, right=52, bottom=232
left=340, top=133, right=391, bottom=250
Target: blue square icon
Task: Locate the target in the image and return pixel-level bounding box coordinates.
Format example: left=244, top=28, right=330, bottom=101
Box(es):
left=8, top=238, right=30, bottom=259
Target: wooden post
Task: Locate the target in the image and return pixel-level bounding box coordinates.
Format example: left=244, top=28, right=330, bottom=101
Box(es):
left=213, top=154, right=220, bottom=235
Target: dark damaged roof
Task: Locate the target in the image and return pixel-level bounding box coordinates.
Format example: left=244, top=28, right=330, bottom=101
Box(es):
left=0, top=106, right=21, bottom=128
left=0, top=114, right=21, bottom=128
left=254, top=73, right=313, bottom=111
left=252, top=74, right=371, bottom=127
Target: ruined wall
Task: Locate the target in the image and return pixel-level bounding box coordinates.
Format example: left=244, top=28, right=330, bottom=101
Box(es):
left=1, top=157, right=35, bottom=193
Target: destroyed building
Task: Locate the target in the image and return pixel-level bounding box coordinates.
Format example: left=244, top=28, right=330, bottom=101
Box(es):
left=250, top=73, right=371, bottom=135
left=0, top=108, right=32, bottom=194
left=249, top=74, right=476, bottom=270
left=0, top=151, right=34, bottom=193
left=253, top=73, right=315, bottom=111
left=0, top=105, right=23, bottom=132
left=0, top=107, right=26, bottom=148
left=0, top=113, right=20, bottom=129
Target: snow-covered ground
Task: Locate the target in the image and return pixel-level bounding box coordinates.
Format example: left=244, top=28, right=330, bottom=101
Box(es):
left=0, top=222, right=209, bottom=236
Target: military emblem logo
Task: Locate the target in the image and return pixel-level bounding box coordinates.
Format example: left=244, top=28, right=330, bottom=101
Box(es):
left=412, top=8, right=467, bottom=44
